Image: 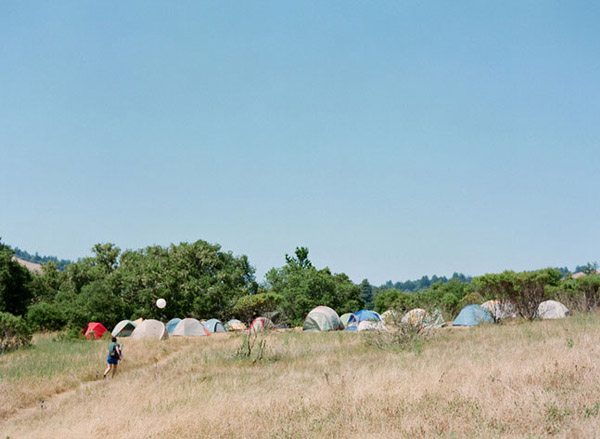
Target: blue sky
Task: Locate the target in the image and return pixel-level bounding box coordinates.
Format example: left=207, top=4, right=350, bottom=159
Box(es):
left=1, top=1, right=599, bottom=284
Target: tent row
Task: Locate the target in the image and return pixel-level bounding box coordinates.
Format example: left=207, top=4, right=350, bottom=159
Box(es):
left=84, top=317, right=249, bottom=341
left=299, top=299, right=572, bottom=333
left=83, top=299, right=572, bottom=340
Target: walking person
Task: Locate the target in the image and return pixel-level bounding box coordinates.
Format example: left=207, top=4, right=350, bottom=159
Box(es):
left=103, top=336, right=122, bottom=379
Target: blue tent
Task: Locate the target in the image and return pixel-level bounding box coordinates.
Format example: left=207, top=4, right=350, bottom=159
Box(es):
left=453, top=305, right=493, bottom=327
left=346, top=310, right=382, bottom=331
left=166, top=318, right=181, bottom=334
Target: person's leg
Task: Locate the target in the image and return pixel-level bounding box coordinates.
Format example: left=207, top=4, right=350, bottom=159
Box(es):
left=111, top=364, right=118, bottom=378
left=103, top=363, right=111, bottom=378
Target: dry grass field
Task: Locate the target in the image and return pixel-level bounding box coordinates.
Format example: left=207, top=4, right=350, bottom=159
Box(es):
left=2, top=315, right=600, bottom=438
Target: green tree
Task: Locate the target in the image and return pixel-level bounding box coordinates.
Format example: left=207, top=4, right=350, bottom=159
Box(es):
left=266, top=247, right=363, bottom=326
left=0, top=241, right=32, bottom=315
left=360, top=279, right=374, bottom=309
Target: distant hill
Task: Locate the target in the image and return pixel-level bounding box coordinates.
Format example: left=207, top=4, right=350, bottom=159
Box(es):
left=12, top=247, right=72, bottom=271
left=12, top=256, right=43, bottom=274
left=379, top=272, right=472, bottom=292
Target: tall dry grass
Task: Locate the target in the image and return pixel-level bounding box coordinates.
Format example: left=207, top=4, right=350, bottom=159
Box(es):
left=3, top=315, right=600, bottom=438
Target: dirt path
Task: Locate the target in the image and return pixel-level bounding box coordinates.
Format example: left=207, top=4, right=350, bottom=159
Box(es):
left=3, top=340, right=199, bottom=426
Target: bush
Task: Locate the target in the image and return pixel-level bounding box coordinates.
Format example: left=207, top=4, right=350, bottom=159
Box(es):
left=232, top=293, right=283, bottom=323
left=0, top=312, right=32, bottom=353
left=26, top=302, right=67, bottom=331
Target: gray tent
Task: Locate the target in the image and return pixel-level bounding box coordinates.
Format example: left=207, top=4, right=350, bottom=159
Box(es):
left=172, top=318, right=210, bottom=336
left=204, top=319, right=226, bottom=333
left=303, top=306, right=344, bottom=332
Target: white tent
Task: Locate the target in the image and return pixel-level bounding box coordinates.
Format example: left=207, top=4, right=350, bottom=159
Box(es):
left=537, top=300, right=570, bottom=319
left=172, top=318, right=210, bottom=336
left=131, top=319, right=168, bottom=340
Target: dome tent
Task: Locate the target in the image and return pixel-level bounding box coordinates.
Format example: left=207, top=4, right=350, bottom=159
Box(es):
left=537, top=300, right=570, bottom=319
left=225, top=319, right=247, bottom=331
left=401, top=309, right=427, bottom=326
left=481, top=300, right=517, bottom=320
left=131, top=319, right=168, bottom=340
left=166, top=318, right=182, bottom=335
left=111, top=320, right=136, bottom=337
left=85, top=322, right=108, bottom=339
left=204, top=319, right=227, bottom=333
left=339, top=313, right=353, bottom=328
left=303, top=306, right=344, bottom=332
left=172, top=318, right=210, bottom=336
left=249, top=317, right=274, bottom=333
left=346, top=310, right=384, bottom=332
left=453, top=305, right=493, bottom=327
left=401, top=308, right=445, bottom=329
left=381, top=310, right=400, bottom=326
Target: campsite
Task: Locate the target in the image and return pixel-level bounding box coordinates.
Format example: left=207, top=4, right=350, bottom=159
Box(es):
left=3, top=1, right=600, bottom=437
left=3, top=309, right=600, bottom=437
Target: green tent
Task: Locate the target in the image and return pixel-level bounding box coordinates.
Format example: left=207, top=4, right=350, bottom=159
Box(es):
left=303, top=306, right=344, bottom=332
left=340, top=313, right=352, bottom=328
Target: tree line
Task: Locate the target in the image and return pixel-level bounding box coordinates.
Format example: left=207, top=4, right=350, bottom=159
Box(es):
left=1, top=238, right=599, bottom=343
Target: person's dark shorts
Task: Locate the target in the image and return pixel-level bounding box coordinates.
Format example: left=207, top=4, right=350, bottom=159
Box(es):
left=107, top=355, right=119, bottom=365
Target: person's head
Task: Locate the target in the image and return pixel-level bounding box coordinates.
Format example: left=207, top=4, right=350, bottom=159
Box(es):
left=112, top=336, right=117, bottom=342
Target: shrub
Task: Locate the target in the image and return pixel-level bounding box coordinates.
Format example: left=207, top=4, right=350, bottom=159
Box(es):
left=0, top=311, right=32, bottom=353
left=232, top=293, right=283, bottom=323
left=26, top=302, right=67, bottom=331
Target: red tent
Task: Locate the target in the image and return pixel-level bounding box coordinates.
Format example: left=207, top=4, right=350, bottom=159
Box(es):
left=84, top=322, right=108, bottom=340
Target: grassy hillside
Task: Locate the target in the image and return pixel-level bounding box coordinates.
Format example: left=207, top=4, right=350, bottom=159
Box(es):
left=3, top=316, right=600, bottom=437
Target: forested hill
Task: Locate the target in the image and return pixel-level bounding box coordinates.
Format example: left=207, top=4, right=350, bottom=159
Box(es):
left=379, top=272, right=472, bottom=292
left=12, top=247, right=71, bottom=270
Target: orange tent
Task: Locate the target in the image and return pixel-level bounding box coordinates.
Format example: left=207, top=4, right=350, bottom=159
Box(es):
left=84, top=322, right=108, bottom=339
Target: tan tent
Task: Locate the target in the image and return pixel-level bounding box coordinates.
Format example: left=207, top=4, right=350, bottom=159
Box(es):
left=481, top=300, right=517, bottom=320
left=225, top=319, right=246, bottom=331
left=381, top=310, right=399, bottom=326
left=131, top=319, right=168, bottom=340
left=401, top=308, right=427, bottom=326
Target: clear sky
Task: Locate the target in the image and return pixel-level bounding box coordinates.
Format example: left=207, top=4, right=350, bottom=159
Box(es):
left=1, top=1, right=599, bottom=284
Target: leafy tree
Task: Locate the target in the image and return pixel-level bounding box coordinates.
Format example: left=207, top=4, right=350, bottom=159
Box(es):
left=360, top=279, right=374, bottom=309
left=574, top=262, right=599, bottom=275
left=0, top=311, right=32, bottom=352
left=266, top=247, right=362, bottom=326
left=0, top=241, right=32, bottom=315
left=26, top=302, right=66, bottom=331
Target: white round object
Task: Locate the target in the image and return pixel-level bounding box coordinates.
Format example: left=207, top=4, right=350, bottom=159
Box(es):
left=156, top=298, right=167, bottom=309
